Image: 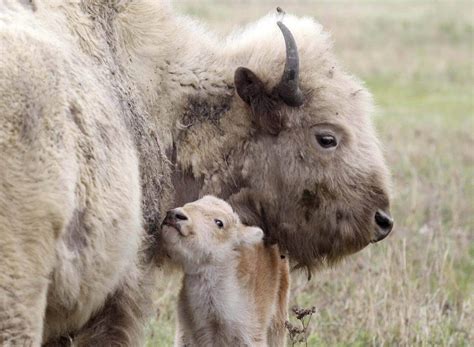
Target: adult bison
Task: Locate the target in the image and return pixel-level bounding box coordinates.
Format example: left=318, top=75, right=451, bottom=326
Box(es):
left=0, top=0, right=393, bottom=345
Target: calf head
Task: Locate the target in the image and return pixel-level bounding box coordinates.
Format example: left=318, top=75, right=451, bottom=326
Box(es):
left=161, top=196, right=263, bottom=270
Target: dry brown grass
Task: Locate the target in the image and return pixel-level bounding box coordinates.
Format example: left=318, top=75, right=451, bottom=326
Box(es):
left=147, top=1, right=473, bottom=346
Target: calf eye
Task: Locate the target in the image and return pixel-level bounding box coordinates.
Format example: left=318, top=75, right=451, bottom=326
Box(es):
left=214, top=219, right=224, bottom=228
left=316, top=134, right=338, bottom=148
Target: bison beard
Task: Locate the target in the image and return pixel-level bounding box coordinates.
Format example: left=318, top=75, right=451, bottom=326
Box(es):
left=228, top=183, right=377, bottom=277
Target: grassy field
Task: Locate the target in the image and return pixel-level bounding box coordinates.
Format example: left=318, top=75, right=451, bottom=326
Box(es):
left=147, top=1, right=473, bottom=346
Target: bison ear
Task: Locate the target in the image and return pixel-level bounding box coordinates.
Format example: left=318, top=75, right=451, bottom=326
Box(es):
left=234, top=67, right=283, bottom=135
left=234, top=67, right=266, bottom=105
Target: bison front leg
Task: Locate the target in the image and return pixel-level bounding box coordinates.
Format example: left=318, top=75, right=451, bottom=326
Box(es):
left=0, top=110, right=73, bottom=345
left=0, top=153, right=73, bottom=346
left=0, top=208, right=60, bottom=345
left=0, top=158, right=71, bottom=345
left=0, top=144, right=73, bottom=345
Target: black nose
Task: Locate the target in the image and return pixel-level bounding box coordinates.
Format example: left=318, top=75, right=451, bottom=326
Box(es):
left=373, top=210, right=393, bottom=242
left=166, top=209, right=188, bottom=222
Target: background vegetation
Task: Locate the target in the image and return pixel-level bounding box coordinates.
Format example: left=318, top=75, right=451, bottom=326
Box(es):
left=147, top=1, right=473, bottom=345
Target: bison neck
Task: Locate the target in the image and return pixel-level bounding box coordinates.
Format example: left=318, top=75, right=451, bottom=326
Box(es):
left=118, top=11, right=253, bottom=207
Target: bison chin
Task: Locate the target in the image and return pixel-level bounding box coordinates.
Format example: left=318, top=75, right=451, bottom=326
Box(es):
left=228, top=188, right=374, bottom=275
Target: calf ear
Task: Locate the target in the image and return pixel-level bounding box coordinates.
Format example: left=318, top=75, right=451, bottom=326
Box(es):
left=239, top=226, right=264, bottom=246
left=234, top=67, right=283, bottom=135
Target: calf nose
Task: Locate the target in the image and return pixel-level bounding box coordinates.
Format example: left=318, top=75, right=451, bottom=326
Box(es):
left=373, top=210, right=393, bottom=242
left=166, top=209, right=188, bottom=222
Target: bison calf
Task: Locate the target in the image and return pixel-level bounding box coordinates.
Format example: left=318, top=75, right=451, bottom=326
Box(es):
left=161, top=196, right=290, bottom=347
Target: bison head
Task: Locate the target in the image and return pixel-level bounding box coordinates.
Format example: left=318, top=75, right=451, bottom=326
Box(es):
left=171, top=16, right=393, bottom=271
left=224, top=20, right=393, bottom=270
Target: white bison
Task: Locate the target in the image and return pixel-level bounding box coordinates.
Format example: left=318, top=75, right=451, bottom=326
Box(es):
left=0, top=0, right=393, bottom=345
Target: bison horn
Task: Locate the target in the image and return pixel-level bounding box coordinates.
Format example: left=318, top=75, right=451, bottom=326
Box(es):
left=275, top=21, right=304, bottom=107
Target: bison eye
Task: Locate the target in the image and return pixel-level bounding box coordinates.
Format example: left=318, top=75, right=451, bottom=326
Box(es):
left=316, top=134, right=338, bottom=148
left=214, top=219, right=224, bottom=228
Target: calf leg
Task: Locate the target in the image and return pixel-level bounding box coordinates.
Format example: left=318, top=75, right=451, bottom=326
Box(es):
left=267, top=318, right=287, bottom=347
left=267, top=260, right=290, bottom=347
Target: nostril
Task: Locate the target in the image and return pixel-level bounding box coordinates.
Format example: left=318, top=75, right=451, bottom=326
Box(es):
left=375, top=210, right=393, bottom=232
left=174, top=212, right=188, bottom=221
left=165, top=209, right=188, bottom=222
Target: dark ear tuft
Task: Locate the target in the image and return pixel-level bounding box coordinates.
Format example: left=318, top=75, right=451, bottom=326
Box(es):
left=234, top=67, right=284, bottom=135
left=234, top=67, right=266, bottom=105
left=251, top=95, right=282, bottom=135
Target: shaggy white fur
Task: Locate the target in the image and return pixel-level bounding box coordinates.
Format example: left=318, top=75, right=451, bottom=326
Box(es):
left=0, top=0, right=391, bottom=345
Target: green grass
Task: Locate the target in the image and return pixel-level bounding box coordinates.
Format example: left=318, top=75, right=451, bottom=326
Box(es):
left=147, top=1, right=473, bottom=345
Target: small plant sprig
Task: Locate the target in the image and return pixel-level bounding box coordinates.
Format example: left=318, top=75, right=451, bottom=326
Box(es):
left=285, top=305, right=316, bottom=346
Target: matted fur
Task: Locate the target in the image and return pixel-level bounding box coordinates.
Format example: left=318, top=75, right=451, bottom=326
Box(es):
left=0, top=0, right=391, bottom=344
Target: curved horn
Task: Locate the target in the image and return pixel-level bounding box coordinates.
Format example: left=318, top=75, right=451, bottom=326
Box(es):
left=275, top=21, right=304, bottom=107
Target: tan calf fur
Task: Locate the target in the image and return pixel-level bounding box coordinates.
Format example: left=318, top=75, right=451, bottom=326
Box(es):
left=161, top=196, right=289, bottom=347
